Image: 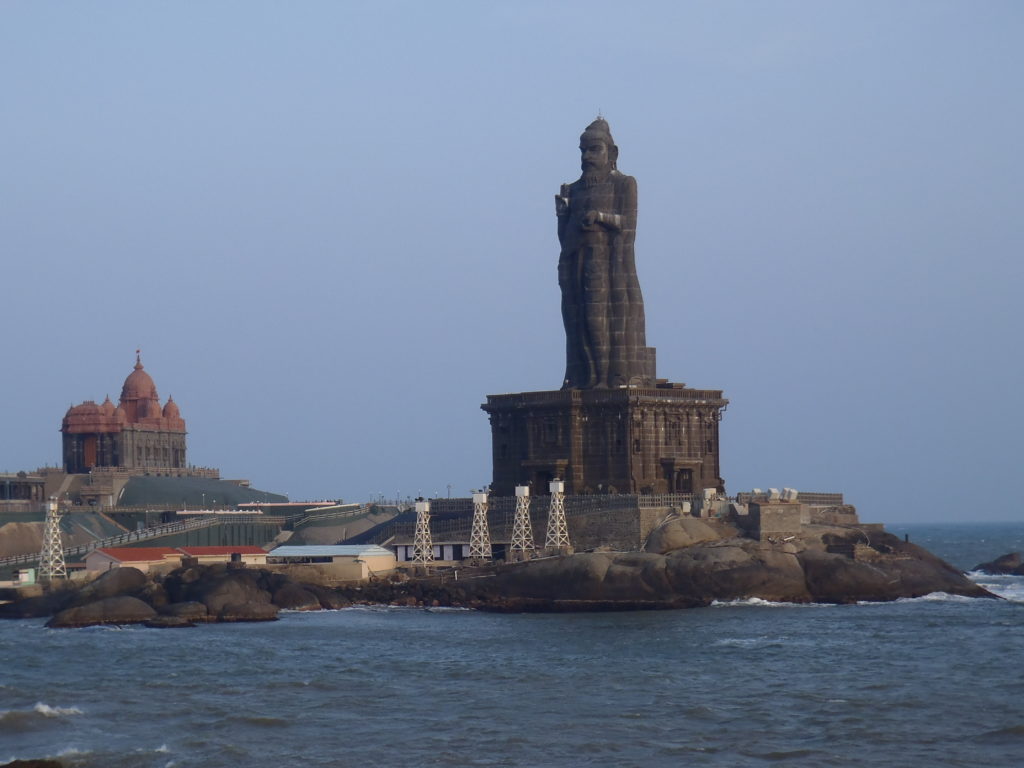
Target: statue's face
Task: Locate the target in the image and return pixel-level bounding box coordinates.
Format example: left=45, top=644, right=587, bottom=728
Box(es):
left=580, top=139, right=610, bottom=173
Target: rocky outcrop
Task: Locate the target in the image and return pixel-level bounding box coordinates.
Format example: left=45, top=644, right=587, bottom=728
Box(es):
left=479, top=544, right=809, bottom=608
left=271, top=582, right=322, bottom=611
left=145, top=615, right=196, bottom=629
left=0, top=567, right=150, bottom=619
left=0, top=591, right=67, bottom=619
left=644, top=516, right=736, bottom=555
left=302, top=583, right=353, bottom=610
left=161, top=601, right=210, bottom=621
left=162, top=564, right=279, bottom=622
left=46, top=595, right=157, bottom=628
left=1, top=523, right=997, bottom=623
left=667, top=541, right=810, bottom=602
left=72, top=567, right=148, bottom=604
left=472, top=521, right=994, bottom=610
left=973, top=552, right=1024, bottom=575
left=5, top=564, right=349, bottom=628
left=218, top=602, right=279, bottom=622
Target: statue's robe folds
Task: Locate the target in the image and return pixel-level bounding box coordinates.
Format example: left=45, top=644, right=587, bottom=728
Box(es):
left=558, top=170, right=650, bottom=389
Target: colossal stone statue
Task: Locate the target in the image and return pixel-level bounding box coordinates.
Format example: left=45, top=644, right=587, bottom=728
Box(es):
left=556, top=118, right=655, bottom=389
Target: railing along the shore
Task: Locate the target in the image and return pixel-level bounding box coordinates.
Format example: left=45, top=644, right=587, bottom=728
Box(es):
left=0, top=513, right=292, bottom=568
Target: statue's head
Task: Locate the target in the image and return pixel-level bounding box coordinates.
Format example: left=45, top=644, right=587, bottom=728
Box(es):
left=579, top=117, right=618, bottom=174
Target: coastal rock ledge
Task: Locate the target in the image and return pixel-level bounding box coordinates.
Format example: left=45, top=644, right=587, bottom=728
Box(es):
left=0, top=521, right=995, bottom=625
left=8, top=563, right=354, bottom=628
left=471, top=519, right=994, bottom=610
left=973, top=552, right=1024, bottom=575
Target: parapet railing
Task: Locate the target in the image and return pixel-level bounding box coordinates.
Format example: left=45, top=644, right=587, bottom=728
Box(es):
left=0, top=513, right=291, bottom=568
left=734, top=492, right=844, bottom=506
left=484, top=387, right=727, bottom=404
left=291, top=504, right=373, bottom=529
left=0, top=516, right=219, bottom=568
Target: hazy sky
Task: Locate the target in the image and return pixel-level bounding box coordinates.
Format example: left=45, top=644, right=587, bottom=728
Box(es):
left=2, top=2, right=1021, bottom=522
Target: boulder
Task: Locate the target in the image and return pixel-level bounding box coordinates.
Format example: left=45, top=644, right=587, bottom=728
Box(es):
left=167, top=569, right=273, bottom=614
left=666, top=541, right=811, bottom=603
left=1, top=567, right=150, bottom=619
left=0, top=593, right=67, bottom=619
left=472, top=528, right=995, bottom=611
left=973, top=552, right=1024, bottom=575
left=492, top=553, right=615, bottom=601
left=272, top=583, right=322, bottom=611
left=145, top=615, right=195, bottom=629
left=73, top=567, right=148, bottom=604
left=46, top=596, right=157, bottom=628
left=489, top=551, right=708, bottom=606
left=798, top=545, right=994, bottom=603
left=218, top=601, right=279, bottom=622
left=303, top=583, right=352, bottom=610
left=644, top=516, right=729, bottom=554
left=161, top=601, right=210, bottom=621
left=135, top=581, right=169, bottom=610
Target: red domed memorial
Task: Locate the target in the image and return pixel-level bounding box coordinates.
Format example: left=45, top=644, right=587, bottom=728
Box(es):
left=61, top=352, right=187, bottom=474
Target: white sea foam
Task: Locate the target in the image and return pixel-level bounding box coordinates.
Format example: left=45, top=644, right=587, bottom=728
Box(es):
left=155, top=744, right=170, bottom=753
left=900, top=592, right=978, bottom=604
left=967, top=571, right=1024, bottom=602
left=853, top=592, right=978, bottom=606
left=56, top=746, right=91, bottom=757
left=0, top=703, right=84, bottom=729
left=33, top=702, right=83, bottom=717
left=710, top=597, right=830, bottom=608
left=713, top=636, right=772, bottom=647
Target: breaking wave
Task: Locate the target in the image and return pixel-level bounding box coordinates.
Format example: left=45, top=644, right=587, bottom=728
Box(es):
left=710, top=597, right=830, bottom=608
left=967, top=571, right=1024, bottom=602
left=0, top=702, right=83, bottom=723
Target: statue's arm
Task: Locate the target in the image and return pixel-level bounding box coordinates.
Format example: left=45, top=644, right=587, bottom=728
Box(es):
left=604, top=174, right=637, bottom=233
left=588, top=175, right=636, bottom=232
left=556, top=184, right=570, bottom=243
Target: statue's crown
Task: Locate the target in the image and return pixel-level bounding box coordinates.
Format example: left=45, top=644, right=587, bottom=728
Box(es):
left=580, top=117, right=614, bottom=146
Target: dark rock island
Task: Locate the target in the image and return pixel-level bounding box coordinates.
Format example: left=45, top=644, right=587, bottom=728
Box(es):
left=0, top=514, right=992, bottom=626
left=0, top=118, right=995, bottom=624
left=973, top=552, right=1024, bottom=576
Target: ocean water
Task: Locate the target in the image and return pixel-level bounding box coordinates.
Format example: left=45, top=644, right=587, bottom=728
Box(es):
left=2, top=522, right=1024, bottom=768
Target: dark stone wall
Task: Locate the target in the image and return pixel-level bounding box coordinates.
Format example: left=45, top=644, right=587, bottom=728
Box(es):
left=482, top=384, right=727, bottom=496
left=63, top=428, right=186, bottom=474
left=387, top=496, right=678, bottom=552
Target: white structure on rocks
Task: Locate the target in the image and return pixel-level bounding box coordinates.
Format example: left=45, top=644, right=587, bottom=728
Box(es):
left=544, top=479, right=571, bottom=553
left=510, top=485, right=535, bottom=559
left=468, top=491, right=492, bottom=560
left=38, top=497, right=67, bottom=581
left=413, top=500, right=434, bottom=565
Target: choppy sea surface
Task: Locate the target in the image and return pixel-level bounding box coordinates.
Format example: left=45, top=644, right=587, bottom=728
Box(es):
left=3, top=522, right=1024, bottom=768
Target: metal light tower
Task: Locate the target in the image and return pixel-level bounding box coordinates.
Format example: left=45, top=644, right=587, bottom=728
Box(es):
left=544, top=479, right=571, bottom=553
left=469, top=491, right=492, bottom=561
left=412, top=500, right=434, bottom=565
left=38, top=497, right=67, bottom=581
left=510, top=485, right=535, bottom=560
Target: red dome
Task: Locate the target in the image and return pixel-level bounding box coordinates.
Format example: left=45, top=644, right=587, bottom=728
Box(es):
left=163, top=397, right=181, bottom=420
left=62, top=400, right=119, bottom=433
left=121, top=354, right=159, bottom=402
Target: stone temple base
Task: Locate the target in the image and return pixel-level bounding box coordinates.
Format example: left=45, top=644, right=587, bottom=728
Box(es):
left=482, top=383, right=728, bottom=496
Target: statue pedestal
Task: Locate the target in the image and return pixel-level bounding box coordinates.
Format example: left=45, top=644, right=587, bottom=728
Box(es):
left=482, top=383, right=728, bottom=496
